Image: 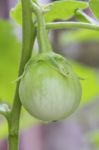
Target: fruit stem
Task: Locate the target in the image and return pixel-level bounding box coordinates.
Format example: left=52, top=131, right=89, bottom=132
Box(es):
left=32, top=2, right=52, bottom=53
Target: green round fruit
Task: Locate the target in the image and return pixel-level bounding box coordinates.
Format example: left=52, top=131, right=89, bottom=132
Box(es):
left=19, top=52, right=82, bottom=121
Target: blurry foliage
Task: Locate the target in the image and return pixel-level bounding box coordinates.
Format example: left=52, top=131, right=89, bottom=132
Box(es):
left=44, top=0, right=88, bottom=22
left=89, top=0, right=99, bottom=20
left=0, top=20, right=20, bottom=138
left=0, top=20, right=20, bottom=103
left=71, top=61, right=99, bottom=105
left=10, top=1, right=22, bottom=25
left=59, top=29, right=99, bottom=104
left=60, top=29, right=99, bottom=43
left=10, top=0, right=88, bottom=25
left=0, top=108, right=39, bottom=139
left=86, top=131, right=99, bottom=150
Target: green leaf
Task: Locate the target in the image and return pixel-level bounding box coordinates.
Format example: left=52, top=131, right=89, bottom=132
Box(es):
left=60, top=29, right=99, bottom=43
left=59, top=30, right=99, bottom=105
left=44, top=0, right=88, bottom=22
left=89, top=0, right=99, bottom=19
left=10, top=0, right=88, bottom=25
left=71, top=61, right=99, bottom=105
left=0, top=20, right=21, bottom=103
left=10, top=1, right=22, bottom=25
left=75, top=10, right=97, bottom=24
left=75, top=9, right=91, bottom=23
left=0, top=121, right=8, bottom=139
left=87, top=131, right=99, bottom=148
left=75, top=12, right=89, bottom=23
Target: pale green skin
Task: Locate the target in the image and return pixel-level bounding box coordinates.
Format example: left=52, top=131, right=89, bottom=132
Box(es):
left=19, top=52, right=82, bottom=121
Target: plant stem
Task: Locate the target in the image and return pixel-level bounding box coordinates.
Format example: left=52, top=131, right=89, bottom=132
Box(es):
left=32, top=2, right=52, bottom=53
left=8, top=0, right=36, bottom=149
left=46, top=21, right=99, bottom=31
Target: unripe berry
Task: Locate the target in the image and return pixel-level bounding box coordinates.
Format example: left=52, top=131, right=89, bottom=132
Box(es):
left=19, top=52, right=82, bottom=121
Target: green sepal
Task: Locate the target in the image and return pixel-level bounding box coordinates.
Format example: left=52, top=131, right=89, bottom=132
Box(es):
left=24, top=52, right=74, bottom=78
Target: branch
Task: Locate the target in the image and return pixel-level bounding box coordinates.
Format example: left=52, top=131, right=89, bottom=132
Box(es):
left=46, top=21, right=99, bottom=31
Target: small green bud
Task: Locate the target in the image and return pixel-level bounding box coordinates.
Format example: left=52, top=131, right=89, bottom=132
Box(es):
left=19, top=52, right=82, bottom=121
